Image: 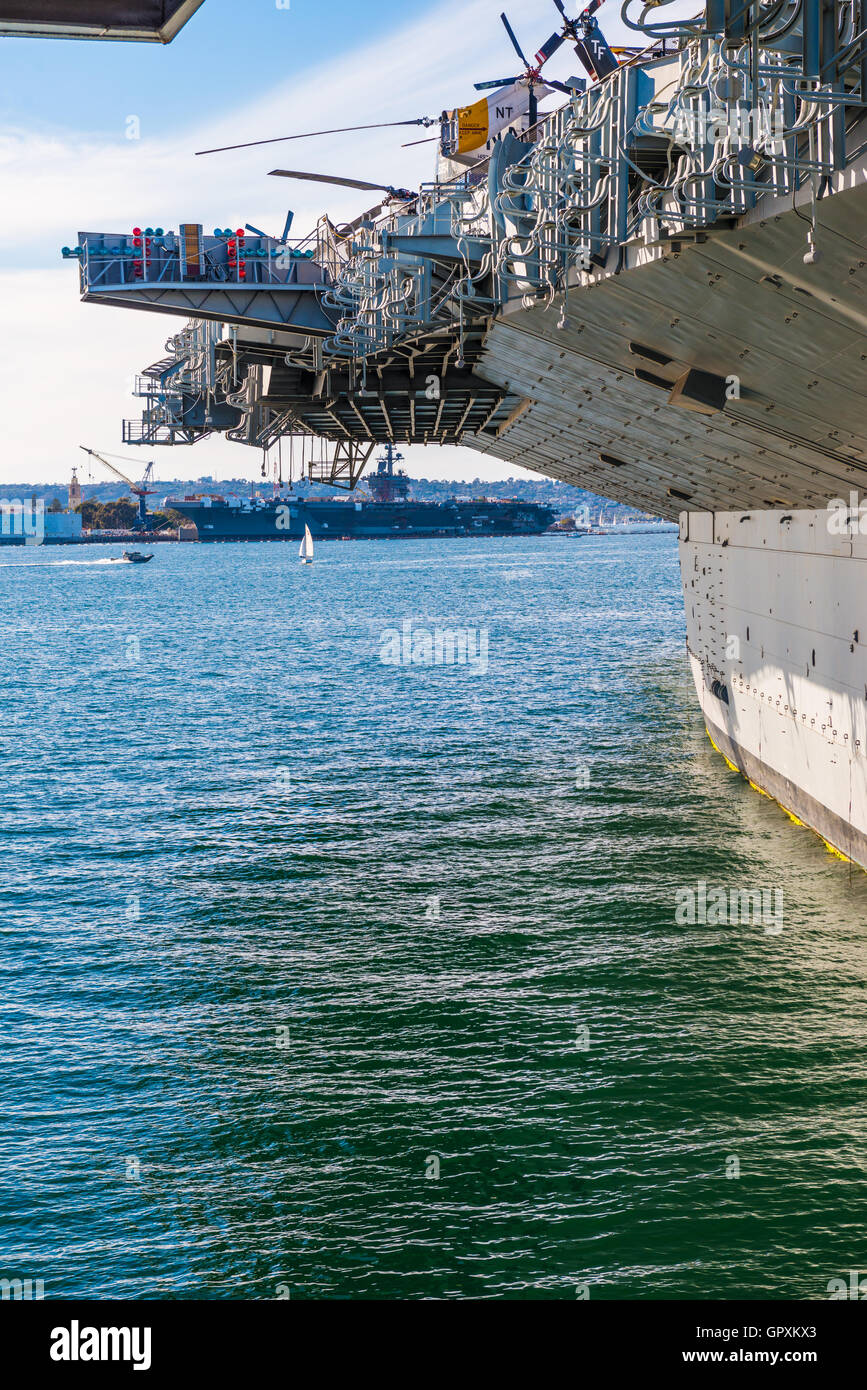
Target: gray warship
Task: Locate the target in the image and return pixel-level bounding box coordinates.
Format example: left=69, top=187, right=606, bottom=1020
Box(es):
left=166, top=446, right=556, bottom=539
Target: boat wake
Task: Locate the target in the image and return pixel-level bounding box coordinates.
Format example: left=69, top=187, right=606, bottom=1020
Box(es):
left=0, top=557, right=125, bottom=567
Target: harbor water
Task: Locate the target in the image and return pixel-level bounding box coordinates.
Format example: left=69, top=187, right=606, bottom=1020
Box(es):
left=1, top=535, right=865, bottom=1300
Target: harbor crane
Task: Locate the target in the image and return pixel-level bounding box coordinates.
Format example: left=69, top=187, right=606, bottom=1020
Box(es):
left=79, top=446, right=157, bottom=530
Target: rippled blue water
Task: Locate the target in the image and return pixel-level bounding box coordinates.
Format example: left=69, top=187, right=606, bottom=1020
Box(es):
left=1, top=535, right=865, bottom=1301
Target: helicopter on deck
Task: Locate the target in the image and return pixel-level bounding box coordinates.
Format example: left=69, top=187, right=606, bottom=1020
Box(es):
left=195, top=2, right=629, bottom=206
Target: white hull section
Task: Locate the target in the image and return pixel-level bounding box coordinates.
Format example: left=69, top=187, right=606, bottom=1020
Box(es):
left=680, top=507, right=867, bottom=867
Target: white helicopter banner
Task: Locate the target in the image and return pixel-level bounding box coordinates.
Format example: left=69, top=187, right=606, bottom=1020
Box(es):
left=443, top=79, right=554, bottom=158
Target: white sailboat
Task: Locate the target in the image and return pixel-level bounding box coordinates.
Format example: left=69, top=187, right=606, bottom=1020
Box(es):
left=299, top=524, right=314, bottom=564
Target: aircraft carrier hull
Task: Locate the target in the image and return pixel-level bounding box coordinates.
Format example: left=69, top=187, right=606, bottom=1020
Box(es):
left=681, top=507, right=867, bottom=865
left=170, top=497, right=556, bottom=541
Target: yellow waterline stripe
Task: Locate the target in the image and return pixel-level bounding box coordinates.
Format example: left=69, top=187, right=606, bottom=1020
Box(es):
left=704, top=726, right=852, bottom=866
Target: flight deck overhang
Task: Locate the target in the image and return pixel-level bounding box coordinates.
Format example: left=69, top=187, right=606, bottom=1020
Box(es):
left=0, top=1, right=205, bottom=41
left=81, top=283, right=336, bottom=335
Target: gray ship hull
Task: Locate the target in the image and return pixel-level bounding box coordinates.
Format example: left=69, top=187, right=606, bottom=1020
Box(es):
left=170, top=497, right=556, bottom=541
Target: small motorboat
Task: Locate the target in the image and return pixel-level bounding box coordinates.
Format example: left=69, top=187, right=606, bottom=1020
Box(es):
left=121, top=551, right=153, bottom=564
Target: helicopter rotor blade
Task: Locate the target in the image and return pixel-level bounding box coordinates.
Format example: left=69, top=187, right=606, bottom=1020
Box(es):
left=534, top=29, right=566, bottom=65
left=474, top=76, right=521, bottom=90
left=551, top=0, right=604, bottom=37
left=195, top=119, right=436, bottom=157
left=551, top=0, right=604, bottom=17
left=269, top=170, right=395, bottom=193
left=500, top=11, right=530, bottom=69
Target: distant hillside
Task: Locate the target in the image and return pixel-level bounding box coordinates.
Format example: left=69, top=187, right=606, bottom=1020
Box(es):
left=399, top=477, right=638, bottom=517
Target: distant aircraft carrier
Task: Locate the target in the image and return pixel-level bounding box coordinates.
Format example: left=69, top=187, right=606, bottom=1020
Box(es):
left=168, top=446, right=556, bottom=540
left=64, top=2, right=867, bottom=865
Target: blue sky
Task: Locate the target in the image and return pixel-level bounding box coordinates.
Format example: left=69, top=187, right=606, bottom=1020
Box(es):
left=0, top=1, right=411, bottom=139
left=0, top=0, right=647, bottom=484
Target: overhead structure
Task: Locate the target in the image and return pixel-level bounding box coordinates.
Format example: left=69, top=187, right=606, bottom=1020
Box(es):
left=0, top=0, right=205, bottom=41
left=69, top=0, right=867, bottom=511
left=67, top=0, right=867, bottom=869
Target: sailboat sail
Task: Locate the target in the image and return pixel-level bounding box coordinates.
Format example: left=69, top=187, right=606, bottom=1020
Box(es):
left=299, top=524, right=314, bottom=562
